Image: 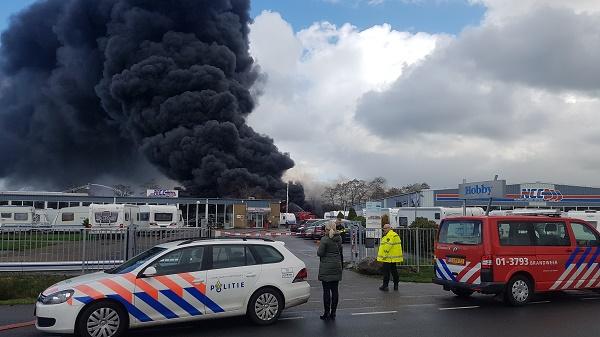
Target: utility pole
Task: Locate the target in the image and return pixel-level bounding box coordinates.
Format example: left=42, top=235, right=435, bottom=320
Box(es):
left=286, top=181, right=289, bottom=214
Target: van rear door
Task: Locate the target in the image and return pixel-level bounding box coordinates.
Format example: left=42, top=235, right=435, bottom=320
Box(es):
left=436, top=220, right=484, bottom=285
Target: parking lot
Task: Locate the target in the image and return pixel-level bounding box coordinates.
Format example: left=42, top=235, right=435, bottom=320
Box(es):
left=3, top=230, right=600, bottom=337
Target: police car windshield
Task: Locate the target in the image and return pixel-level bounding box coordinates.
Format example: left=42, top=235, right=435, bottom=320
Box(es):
left=439, top=220, right=482, bottom=245
left=106, top=247, right=167, bottom=274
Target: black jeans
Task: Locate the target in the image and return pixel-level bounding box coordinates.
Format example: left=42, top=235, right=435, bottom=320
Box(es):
left=382, top=262, right=399, bottom=287
left=322, top=281, right=339, bottom=315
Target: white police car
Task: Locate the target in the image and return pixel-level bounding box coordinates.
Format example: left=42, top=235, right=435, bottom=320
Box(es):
left=35, top=238, right=310, bottom=337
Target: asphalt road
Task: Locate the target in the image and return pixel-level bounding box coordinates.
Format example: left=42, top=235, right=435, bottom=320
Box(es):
left=4, top=231, right=600, bottom=337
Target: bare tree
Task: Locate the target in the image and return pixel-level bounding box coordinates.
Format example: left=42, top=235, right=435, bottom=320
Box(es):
left=113, top=184, right=133, bottom=197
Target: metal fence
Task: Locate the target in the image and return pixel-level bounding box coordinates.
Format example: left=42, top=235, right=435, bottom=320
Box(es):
left=0, top=226, right=210, bottom=272
left=348, top=226, right=436, bottom=271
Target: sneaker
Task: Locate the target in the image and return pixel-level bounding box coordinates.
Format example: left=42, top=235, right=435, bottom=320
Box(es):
left=379, top=285, right=389, bottom=291
left=393, top=284, right=399, bottom=291
left=320, top=314, right=330, bottom=320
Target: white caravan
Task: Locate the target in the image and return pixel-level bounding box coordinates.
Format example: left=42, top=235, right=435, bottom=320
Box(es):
left=565, top=210, right=600, bottom=229
left=0, top=206, right=52, bottom=229
left=89, top=204, right=140, bottom=229
left=138, top=205, right=183, bottom=228
left=388, top=207, right=485, bottom=227
left=50, top=206, right=90, bottom=227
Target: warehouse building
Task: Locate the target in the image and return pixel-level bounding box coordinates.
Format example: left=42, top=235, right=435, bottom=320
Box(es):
left=358, top=182, right=600, bottom=212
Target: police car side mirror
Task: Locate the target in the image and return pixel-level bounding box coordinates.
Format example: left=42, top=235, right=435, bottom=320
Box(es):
left=141, top=266, right=157, bottom=278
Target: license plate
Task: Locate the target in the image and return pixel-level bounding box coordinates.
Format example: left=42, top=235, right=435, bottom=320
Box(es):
left=447, top=257, right=466, bottom=265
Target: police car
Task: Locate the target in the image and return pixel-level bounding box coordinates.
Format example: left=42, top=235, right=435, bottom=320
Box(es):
left=35, top=238, right=310, bottom=337
left=434, top=210, right=600, bottom=305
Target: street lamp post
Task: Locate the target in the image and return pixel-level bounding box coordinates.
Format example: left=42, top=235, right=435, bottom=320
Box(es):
left=195, top=201, right=199, bottom=227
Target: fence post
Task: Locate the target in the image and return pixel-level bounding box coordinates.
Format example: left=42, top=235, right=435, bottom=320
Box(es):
left=125, top=225, right=137, bottom=261
left=416, top=228, right=420, bottom=273
left=81, top=228, right=87, bottom=274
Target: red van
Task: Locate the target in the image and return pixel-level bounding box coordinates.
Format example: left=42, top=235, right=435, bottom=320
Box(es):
left=433, top=214, right=600, bottom=305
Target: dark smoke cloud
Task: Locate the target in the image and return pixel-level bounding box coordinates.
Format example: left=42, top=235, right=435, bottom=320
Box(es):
left=0, top=0, right=294, bottom=198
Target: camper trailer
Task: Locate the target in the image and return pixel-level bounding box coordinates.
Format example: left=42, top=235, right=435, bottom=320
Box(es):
left=138, top=205, right=183, bottom=228
left=565, top=210, right=600, bottom=229
left=0, top=206, right=52, bottom=230
left=389, top=207, right=485, bottom=227
left=89, top=204, right=139, bottom=229
left=50, top=206, right=90, bottom=228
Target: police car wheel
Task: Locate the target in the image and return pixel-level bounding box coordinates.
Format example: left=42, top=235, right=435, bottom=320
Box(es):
left=505, top=275, right=532, bottom=306
left=76, top=301, right=127, bottom=337
left=451, top=288, right=474, bottom=298
left=247, top=288, right=283, bottom=325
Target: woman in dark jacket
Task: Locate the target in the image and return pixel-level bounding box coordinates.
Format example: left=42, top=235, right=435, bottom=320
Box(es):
left=317, top=221, right=343, bottom=320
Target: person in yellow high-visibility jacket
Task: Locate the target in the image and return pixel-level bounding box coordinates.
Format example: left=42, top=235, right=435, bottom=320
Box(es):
left=377, top=224, right=404, bottom=291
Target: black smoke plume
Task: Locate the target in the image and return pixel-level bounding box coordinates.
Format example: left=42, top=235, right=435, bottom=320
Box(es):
left=0, top=0, right=295, bottom=198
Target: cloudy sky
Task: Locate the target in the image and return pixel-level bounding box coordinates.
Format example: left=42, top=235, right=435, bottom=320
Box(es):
left=2, top=0, right=600, bottom=194
left=244, top=0, right=600, bottom=193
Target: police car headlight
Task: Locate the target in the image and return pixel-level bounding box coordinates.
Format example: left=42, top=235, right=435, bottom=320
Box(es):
left=40, top=289, right=74, bottom=305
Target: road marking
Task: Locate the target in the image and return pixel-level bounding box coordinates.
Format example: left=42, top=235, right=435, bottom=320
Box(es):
left=0, top=320, right=36, bottom=331
left=528, top=300, right=551, bottom=304
left=438, top=306, right=480, bottom=311
left=351, top=310, right=397, bottom=316
left=582, top=297, right=600, bottom=301
left=404, top=303, right=437, bottom=307
left=279, top=316, right=304, bottom=321
left=309, top=298, right=377, bottom=303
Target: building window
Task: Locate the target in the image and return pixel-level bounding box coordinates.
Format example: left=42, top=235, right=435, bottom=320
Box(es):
left=14, top=213, right=29, bottom=221
left=0, top=201, right=8, bottom=206
left=62, top=213, right=75, bottom=222
left=69, top=202, right=80, bottom=207
left=47, top=202, right=58, bottom=209
left=82, top=202, right=91, bottom=207
left=34, top=201, right=45, bottom=209
left=0, top=213, right=11, bottom=219
left=399, top=217, right=408, bottom=226
left=435, top=213, right=441, bottom=220
left=23, top=201, right=33, bottom=206
left=10, top=201, right=23, bottom=206
left=58, top=202, right=69, bottom=209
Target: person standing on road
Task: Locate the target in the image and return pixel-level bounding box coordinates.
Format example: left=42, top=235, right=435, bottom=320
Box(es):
left=377, top=223, right=403, bottom=291
left=317, top=221, right=343, bottom=321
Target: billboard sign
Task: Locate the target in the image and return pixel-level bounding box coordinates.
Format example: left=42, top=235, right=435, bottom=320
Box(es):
left=366, top=201, right=382, bottom=230
left=459, top=180, right=506, bottom=199
left=146, top=189, right=179, bottom=198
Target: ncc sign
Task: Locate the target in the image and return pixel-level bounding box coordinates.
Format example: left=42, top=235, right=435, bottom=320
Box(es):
left=459, top=180, right=506, bottom=199
left=146, top=189, right=179, bottom=198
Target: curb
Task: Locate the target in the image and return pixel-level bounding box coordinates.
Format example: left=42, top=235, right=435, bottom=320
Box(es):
left=0, top=320, right=35, bottom=331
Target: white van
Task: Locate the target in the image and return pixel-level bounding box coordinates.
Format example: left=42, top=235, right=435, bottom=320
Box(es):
left=388, top=207, right=485, bottom=227
left=138, top=205, right=183, bottom=228
left=89, top=204, right=139, bottom=229
left=51, top=206, right=90, bottom=228
left=280, top=212, right=297, bottom=226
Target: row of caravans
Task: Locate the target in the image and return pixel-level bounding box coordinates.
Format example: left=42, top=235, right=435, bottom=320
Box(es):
left=0, top=204, right=183, bottom=229
left=384, top=207, right=485, bottom=227
left=383, top=207, right=600, bottom=228
left=489, top=209, right=600, bottom=229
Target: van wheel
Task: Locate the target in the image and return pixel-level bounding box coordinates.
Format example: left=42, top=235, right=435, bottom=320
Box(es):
left=505, top=275, right=532, bottom=306
left=451, top=288, right=474, bottom=298
left=76, top=301, right=127, bottom=337
left=247, top=288, right=283, bottom=325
